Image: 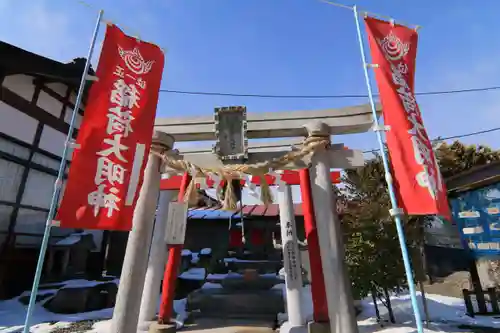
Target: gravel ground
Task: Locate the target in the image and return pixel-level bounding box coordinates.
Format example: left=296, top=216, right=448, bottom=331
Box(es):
left=420, top=271, right=471, bottom=298
left=49, top=320, right=101, bottom=333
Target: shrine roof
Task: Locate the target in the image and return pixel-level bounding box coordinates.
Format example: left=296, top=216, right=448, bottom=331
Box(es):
left=187, top=204, right=303, bottom=220
left=0, top=41, right=95, bottom=102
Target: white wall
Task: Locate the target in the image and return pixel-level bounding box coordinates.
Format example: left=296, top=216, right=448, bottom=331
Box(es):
left=63, top=106, right=82, bottom=129
left=21, top=169, right=55, bottom=209
left=0, top=101, right=38, bottom=144
left=68, top=92, right=85, bottom=114
left=45, top=82, right=68, bottom=97
left=31, top=152, right=61, bottom=170
left=0, top=158, right=25, bottom=203
left=1, top=75, right=104, bottom=249
left=38, top=125, right=69, bottom=159
left=0, top=135, right=30, bottom=160
left=37, top=90, right=63, bottom=118
left=2, top=74, right=35, bottom=101
left=0, top=136, right=29, bottom=235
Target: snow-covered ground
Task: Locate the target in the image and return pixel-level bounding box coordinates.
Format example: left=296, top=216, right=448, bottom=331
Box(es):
left=356, top=292, right=500, bottom=332
left=2, top=279, right=500, bottom=332
left=279, top=284, right=500, bottom=333
left=0, top=278, right=187, bottom=333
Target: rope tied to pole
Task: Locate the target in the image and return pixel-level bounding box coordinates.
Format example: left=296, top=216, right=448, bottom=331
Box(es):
left=153, top=133, right=331, bottom=210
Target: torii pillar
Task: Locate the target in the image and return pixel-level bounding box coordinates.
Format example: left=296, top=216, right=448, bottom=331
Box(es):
left=305, top=121, right=359, bottom=333
left=150, top=170, right=342, bottom=333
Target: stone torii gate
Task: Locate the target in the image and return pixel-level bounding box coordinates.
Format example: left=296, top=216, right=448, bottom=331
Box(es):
left=110, top=104, right=380, bottom=333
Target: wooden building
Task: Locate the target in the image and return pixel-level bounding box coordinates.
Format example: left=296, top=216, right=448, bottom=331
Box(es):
left=424, top=161, right=500, bottom=281
left=0, top=41, right=105, bottom=297
left=105, top=203, right=307, bottom=275
left=185, top=203, right=306, bottom=251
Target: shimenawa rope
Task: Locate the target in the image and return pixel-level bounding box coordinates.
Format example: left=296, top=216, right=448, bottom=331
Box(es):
left=153, top=134, right=331, bottom=210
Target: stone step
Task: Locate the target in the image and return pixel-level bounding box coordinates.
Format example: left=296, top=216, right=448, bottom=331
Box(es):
left=187, top=288, right=284, bottom=320
left=223, top=258, right=281, bottom=273
left=228, top=250, right=281, bottom=262
left=181, top=318, right=276, bottom=333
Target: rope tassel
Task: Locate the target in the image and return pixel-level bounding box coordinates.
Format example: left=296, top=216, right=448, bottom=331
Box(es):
left=183, top=177, right=199, bottom=205
left=222, top=178, right=238, bottom=211
left=259, top=176, right=273, bottom=206
left=154, top=133, right=331, bottom=207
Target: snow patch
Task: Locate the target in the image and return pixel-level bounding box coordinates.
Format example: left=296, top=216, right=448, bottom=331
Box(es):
left=191, top=253, right=200, bottom=264
left=61, top=279, right=119, bottom=289
left=178, top=268, right=206, bottom=280
left=200, top=248, right=212, bottom=255
left=278, top=285, right=500, bottom=333
left=224, top=257, right=270, bottom=263
left=201, top=282, right=223, bottom=289
left=0, top=276, right=187, bottom=333
left=55, top=235, right=80, bottom=246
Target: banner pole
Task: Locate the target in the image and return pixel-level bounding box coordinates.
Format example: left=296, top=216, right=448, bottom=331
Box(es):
left=352, top=6, right=424, bottom=333
left=22, top=9, right=104, bottom=333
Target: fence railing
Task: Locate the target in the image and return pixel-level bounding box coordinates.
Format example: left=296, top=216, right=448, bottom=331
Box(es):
left=463, top=288, right=500, bottom=317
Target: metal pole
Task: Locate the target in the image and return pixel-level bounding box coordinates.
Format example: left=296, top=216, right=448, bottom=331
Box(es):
left=22, top=10, right=103, bottom=333
left=298, top=169, right=329, bottom=323
left=138, top=189, right=177, bottom=328
left=158, top=173, right=191, bottom=324
left=111, top=131, right=174, bottom=333
left=306, top=122, right=359, bottom=333
left=352, top=6, right=424, bottom=333
left=277, top=183, right=305, bottom=328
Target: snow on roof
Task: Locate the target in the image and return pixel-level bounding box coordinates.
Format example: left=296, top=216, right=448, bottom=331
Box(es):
left=55, top=235, right=81, bottom=246
left=188, top=204, right=304, bottom=220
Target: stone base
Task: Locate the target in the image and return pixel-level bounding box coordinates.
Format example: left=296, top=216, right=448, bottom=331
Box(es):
left=187, top=287, right=283, bottom=320
left=281, top=323, right=308, bottom=333
left=307, top=321, right=330, bottom=333
left=148, top=322, right=176, bottom=333
left=137, top=320, right=155, bottom=332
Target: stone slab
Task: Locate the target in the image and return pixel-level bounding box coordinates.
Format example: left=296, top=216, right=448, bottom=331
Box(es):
left=307, top=321, right=330, bottom=333
left=181, top=318, right=275, bottom=333
left=149, top=322, right=177, bottom=333
left=187, top=288, right=284, bottom=320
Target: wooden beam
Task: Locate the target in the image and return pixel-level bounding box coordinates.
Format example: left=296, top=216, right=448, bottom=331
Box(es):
left=160, top=170, right=341, bottom=190
left=59, top=85, right=73, bottom=121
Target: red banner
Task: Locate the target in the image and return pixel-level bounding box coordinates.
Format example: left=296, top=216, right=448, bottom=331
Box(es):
left=364, top=17, right=451, bottom=220
left=57, top=24, right=165, bottom=230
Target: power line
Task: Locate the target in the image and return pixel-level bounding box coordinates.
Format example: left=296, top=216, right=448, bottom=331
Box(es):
left=362, top=127, right=500, bottom=154
left=159, top=85, right=500, bottom=99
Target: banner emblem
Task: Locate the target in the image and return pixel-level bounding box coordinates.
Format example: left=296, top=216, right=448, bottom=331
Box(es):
left=118, top=46, right=155, bottom=75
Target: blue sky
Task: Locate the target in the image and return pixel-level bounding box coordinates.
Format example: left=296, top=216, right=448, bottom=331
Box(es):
left=1, top=0, right=500, bottom=204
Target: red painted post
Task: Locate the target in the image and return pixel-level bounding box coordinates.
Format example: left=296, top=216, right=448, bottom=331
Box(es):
left=158, top=173, right=191, bottom=324
left=299, top=168, right=329, bottom=323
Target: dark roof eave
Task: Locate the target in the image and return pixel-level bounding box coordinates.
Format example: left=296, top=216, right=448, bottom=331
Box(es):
left=0, top=42, right=95, bottom=100
left=446, top=161, right=500, bottom=195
